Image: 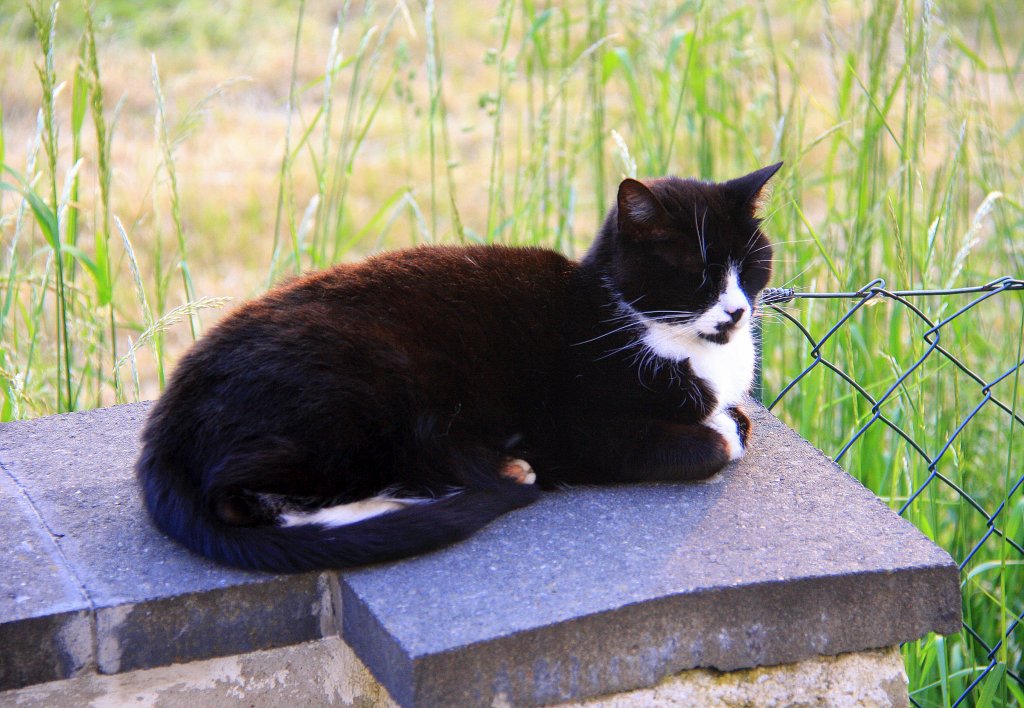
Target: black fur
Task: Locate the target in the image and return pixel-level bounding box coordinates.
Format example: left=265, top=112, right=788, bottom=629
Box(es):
left=136, top=165, right=781, bottom=572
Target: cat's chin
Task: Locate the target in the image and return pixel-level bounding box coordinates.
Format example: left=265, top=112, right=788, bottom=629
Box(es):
left=697, top=330, right=734, bottom=346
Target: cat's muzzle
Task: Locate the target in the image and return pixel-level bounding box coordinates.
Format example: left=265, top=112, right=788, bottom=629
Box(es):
left=700, top=312, right=746, bottom=345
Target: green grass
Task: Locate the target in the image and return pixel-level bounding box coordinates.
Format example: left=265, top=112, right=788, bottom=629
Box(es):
left=1, top=0, right=1022, bottom=703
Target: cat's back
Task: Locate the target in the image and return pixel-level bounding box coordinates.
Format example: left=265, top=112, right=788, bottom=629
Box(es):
left=160, top=245, right=578, bottom=414
left=304, top=244, right=575, bottom=308
left=278, top=245, right=573, bottom=340
left=208, top=244, right=573, bottom=331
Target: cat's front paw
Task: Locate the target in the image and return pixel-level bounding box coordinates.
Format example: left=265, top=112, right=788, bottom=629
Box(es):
left=726, top=405, right=752, bottom=447
left=709, top=411, right=745, bottom=461
left=500, top=458, right=537, bottom=485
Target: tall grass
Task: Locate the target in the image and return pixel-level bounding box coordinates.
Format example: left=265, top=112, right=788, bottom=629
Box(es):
left=0, top=0, right=1021, bottom=703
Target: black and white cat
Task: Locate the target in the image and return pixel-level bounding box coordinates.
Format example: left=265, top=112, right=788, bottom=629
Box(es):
left=136, top=163, right=781, bottom=572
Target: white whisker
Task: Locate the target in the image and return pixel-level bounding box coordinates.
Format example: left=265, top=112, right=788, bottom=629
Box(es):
left=743, top=227, right=762, bottom=255
left=777, top=267, right=812, bottom=288
left=746, top=238, right=811, bottom=255
left=573, top=320, right=646, bottom=346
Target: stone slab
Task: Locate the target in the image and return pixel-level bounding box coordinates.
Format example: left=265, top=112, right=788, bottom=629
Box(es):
left=340, top=405, right=961, bottom=706
left=0, top=405, right=333, bottom=687
left=0, top=448, right=92, bottom=689
left=0, top=402, right=960, bottom=703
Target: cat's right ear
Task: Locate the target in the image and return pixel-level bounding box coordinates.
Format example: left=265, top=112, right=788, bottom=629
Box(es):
left=617, top=178, right=671, bottom=240
left=725, top=162, right=783, bottom=216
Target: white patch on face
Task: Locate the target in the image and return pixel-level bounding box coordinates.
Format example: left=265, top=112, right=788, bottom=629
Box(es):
left=692, top=269, right=750, bottom=337
left=279, top=495, right=430, bottom=528
left=635, top=266, right=756, bottom=413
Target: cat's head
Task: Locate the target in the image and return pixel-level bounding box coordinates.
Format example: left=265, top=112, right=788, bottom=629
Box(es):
left=589, top=163, right=782, bottom=345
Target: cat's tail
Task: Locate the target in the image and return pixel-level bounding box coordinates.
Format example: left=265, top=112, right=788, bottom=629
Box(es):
left=137, top=449, right=541, bottom=574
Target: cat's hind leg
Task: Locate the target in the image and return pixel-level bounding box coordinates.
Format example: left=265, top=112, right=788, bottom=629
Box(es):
left=278, top=441, right=540, bottom=545
left=281, top=438, right=541, bottom=530
left=141, top=427, right=541, bottom=571
left=500, top=458, right=537, bottom=485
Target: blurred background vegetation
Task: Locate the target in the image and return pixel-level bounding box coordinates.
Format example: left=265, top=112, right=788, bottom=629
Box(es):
left=1, top=0, right=1021, bottom=704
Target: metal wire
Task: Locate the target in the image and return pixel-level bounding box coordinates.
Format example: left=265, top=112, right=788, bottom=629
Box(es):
left=759, top=278, right=1024, bottom=706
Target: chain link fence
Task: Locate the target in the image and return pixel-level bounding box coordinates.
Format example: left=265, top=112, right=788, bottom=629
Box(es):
left=758, top=278, right=1024, bottom=706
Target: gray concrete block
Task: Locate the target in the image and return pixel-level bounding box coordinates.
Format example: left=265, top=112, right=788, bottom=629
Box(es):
left=2, top=405, right=255, bottom=604
left=94, top=573, right=330, bottom=674
left=339, top=405, right=961, bottom=706
left=0, top=404, right=333, bottom=686
left=0, top=402, right=960, bottom=704
left=0, top=453, right=92, bottom=689
left=0, top=609, right=93, bottom=691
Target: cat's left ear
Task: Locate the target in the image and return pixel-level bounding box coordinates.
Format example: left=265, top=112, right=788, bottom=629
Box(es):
left=617, top=178, right=672, bottom=240
left=725, top=162, right=783, bottom=216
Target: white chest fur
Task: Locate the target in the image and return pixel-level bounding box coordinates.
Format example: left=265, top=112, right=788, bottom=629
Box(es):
left=607, top=267, right=757, bottom=416
left=631, top=268, right=756, bottom=415
left=640, top=322, right=755, bottom=414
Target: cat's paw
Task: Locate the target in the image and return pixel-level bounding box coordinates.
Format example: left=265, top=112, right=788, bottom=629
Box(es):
left=501, top=458, right=537, bottom=485
left=709, top=411, right=745, bottom=461
left=726, top=405, right=752, bottom=447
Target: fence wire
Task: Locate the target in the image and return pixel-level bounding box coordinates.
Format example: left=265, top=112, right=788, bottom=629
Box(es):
left=759, top=277, right=1024, bottom=707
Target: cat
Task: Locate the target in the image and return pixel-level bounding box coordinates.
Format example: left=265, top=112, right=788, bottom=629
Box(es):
left=136, top=163, right=781, bottom=573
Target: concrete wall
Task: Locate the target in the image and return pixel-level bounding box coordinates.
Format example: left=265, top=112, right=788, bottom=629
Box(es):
left=3, top=636, right=908, bottom=708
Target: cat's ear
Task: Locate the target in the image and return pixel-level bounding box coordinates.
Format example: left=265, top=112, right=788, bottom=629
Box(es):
left=725, top=162, right=783, bottom=216
left=617, top=178, right=671, bottom=240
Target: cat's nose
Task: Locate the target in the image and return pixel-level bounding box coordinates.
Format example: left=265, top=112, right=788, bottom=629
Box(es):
left=726, top=306, right=746, bottom=324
